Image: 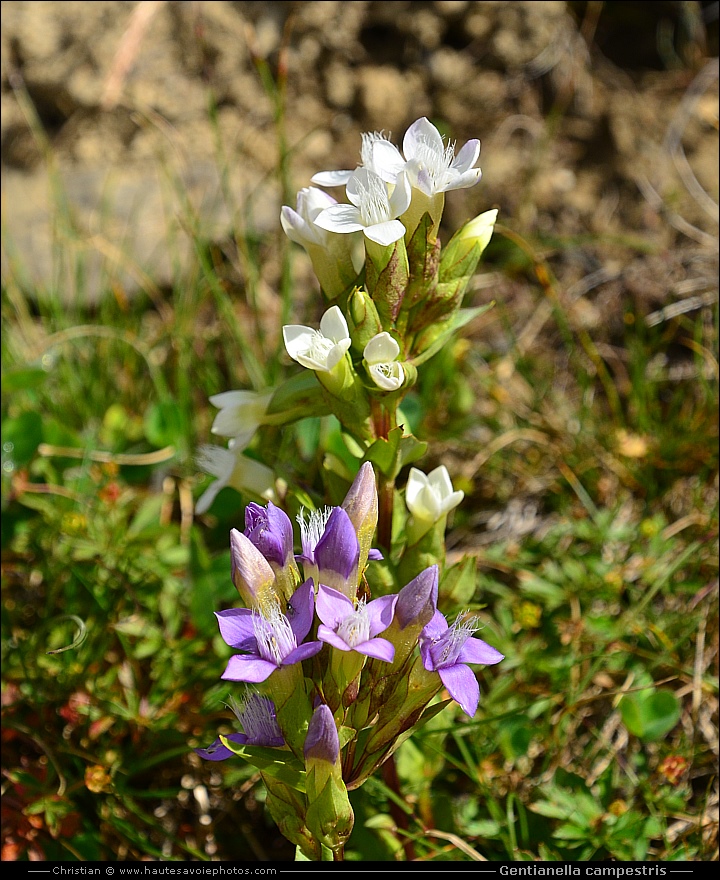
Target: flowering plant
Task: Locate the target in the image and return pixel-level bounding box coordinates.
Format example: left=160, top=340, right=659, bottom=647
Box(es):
left=194, top=117, right=504, bottom=861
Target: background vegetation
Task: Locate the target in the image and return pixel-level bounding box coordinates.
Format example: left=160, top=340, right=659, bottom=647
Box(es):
left=2, top=0, right=718, bottom=862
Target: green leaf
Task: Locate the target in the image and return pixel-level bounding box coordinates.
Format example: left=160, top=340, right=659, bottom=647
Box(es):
left=411, top=304, right=494, bottom=367
left=2, top=410, right=44, bottom=466
left=2, top=366, right=48, bottom=393
left=363, top=426, right=427, bottom=479
left=219, top=740, right=307, bottom=792
left=620, top=690, right=681, bottom=741
left=266, top=371, right=331, bottom=420
left=144, top=399, right=184, bottom=449
left=439, top=556, right=478, bottom=609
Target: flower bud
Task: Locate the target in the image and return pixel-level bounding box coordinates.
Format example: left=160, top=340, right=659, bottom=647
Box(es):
left=244, top=502, right=301, bottom=604
left=304, top=703, right=340, bottom=766
left=347, top=286, right=383, bottom=354
left=229, top=528, right=279, bottom=613
left=304, top=704, right=353, bottom=857
left=430, top=209, right=498, bottom=310
left=341, top=462, right=379, bottom=583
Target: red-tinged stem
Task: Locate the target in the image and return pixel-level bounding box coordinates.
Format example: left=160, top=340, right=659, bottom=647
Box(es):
left=371, top=397, right=395, bottom=553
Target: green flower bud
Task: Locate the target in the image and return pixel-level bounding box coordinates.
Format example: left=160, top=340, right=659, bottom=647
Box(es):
left=347, top=287, right=383, bottom=354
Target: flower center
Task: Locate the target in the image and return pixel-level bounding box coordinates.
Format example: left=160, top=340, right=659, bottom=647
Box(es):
left=337, top=599, right=371, bottom=647
left=413, top=135, right=456, bottom=187
left=433, top=614, right=478, bottom=667
left=355, top=174, right=392, bottom=226
left=304, top=331, right=335, bottom=364
left=253, top=603, right=297, bottom=665
left=233, top=692, right=282, bottom=744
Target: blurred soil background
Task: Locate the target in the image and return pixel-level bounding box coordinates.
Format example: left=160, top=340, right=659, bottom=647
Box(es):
left=2, top=0, right=718, bottom=308
left=1, top=0, right=718, bottom=865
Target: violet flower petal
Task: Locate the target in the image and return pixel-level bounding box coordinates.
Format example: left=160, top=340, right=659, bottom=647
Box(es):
left=287, top=578, right=316, bottom=642
left=215, top=609, right=255, bottom=650
left=316, top=625, right=352, bottom=652
left=283, top=641, right=324, bottom=665
left=315, top=584, right=355, bottom=631
left=314, top=507, right=360, bottom=580
left=304, top=703, right=339, bottom=763
left=194, top=733, right=249, bottom=761
left=221, top=654, right=277, bottom=683
left=365, top=594, right=397, bottom=637
left=353, top=637, right=395, bottom=662
left=438, top=663, right=480, bottom=718
left=244, top=501, right=294, bottom=567
left=458, top=636, right=505, bottom=666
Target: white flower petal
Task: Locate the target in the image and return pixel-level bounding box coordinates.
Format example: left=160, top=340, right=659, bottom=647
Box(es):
left=363, top=219, right=406, bottom=246
left=403, top=117, right=444, bottom=160
left=388, top=170, right=412, bottom=217
left=314, top=204, right=364, bottom=234
left=452, top=139, right=481, bottom=173
left=364, top=332, right=400, bottom=365
left=283, top=325, right=318, bottom=362
left=311, top=170, right=354, bottom=187
left=370, top=139, right=407, bottom=181
left=429, top=465, right=455, bottom=498
left=440, top=168, right=482, bottom=192
left=369, top=362, right=404, bottom=391
left=324, top=338, right=352, bottom=372
left=319, top=305, right=351, bottom=344
left=406, top=465, right=463, bottom=522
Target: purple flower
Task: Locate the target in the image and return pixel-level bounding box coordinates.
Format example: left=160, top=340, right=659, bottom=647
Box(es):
left=304, top=702, right=339, bottom=764
left=315, top=584, right=396, bottom=661
left=216, top=579, right=323, bottom=682
left=229, top=527, right=276, bottom=611
left=395, top=565, right=438, bottom=630
left=419, top=610, right=504, bottom=718
left=297, top=506, right=360, bottom=596
left=244, top=501, right=294, bottom=569
left=195, top=692, right=284, bottom=761
left=342, top=462, right=384, bottom=566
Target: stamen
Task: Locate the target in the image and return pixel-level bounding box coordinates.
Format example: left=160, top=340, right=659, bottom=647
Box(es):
left=355, top=174, right=391, bottom=226
left=236, top=692, right=282, bottom=743
left=297, top=506, right=333, bottom=558
left=253, top=603, right=297, bottom=665
left=305, top=331, right=335, bottom=363
left=434, top=613, right=478, bottom=666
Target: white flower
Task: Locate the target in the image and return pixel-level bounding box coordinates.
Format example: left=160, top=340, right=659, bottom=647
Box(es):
left=311, top=131, right=400, bottom=187
left=401, top=117, right=481, bottom=196
left=280, top=187, right=338, bottom=249
left=406, top=465, right=464, bottom=523
left=314, top=168, right=411, bottom=247
left=363, top=332, right=404, bottom=391
left=208, top=390, right=274, bottom=447
left=195, top=443, right=276, bottom=514
left=282, top=305, right=352, bottom=372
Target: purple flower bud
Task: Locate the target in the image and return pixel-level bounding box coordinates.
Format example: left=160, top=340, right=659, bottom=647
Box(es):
left=395, top=565, right=438, bottom=630
left=244, top=501, right=294, bottom=568
left=341, top=462, right=378, bottom=539
left=304, top=703, right=339, bottom=764
left=229, top=528, right=277, bottom=611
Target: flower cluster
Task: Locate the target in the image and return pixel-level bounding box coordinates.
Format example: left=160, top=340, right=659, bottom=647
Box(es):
left=194, top=117, right=503, bottom=860
left=195, top=464, right=503, bottom=859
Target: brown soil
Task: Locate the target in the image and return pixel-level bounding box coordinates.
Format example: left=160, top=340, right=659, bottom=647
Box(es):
left=2, top=1, right=718, bottom=314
